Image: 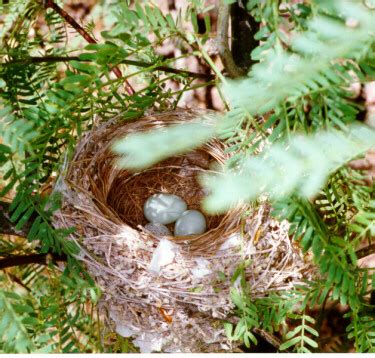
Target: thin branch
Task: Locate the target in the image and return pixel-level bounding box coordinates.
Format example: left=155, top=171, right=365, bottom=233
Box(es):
left=3, top=56, right=215, bottom=80
left=44, top=0, right=96, bottom=45
left=114, top=59, right=216, bottom=80
left=0, top=253, right=67, bottom=270
left=253, top=328, right=282, bottom=350
left=217, top=0, right=245, bottom=78
left=0, top=201, right=29, bottom=238
left=356, top=244, right=375, bottom=260
left=43, top=0, right=134, bottom=95
left=3, top=56, right=80, bottom=64
left=6, top=272, right=31, bottom=292
left=217, top=0, right=259, bottom=78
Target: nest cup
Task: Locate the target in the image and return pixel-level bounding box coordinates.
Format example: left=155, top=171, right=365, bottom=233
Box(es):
left=54, top=109, right=308, bottom=352
left=68, top=109, right=240, bottom=253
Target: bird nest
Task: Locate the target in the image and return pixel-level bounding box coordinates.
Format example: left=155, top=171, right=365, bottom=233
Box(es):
left=53, top=109, right=308, bottom=352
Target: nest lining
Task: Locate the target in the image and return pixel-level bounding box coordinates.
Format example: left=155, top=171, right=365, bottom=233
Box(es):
left=106, top=152, right=223, bottom=231
left=53, top=109, right=310, bottom=352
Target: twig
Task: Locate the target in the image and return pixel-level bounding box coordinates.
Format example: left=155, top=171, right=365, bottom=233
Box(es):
left=6, top=272, right=31, bottom=292
left=217, top=0, right=259, bottom=78
left=43, top=0, right=134, bottom=95
left=315, top=289, right=330, bottom=350
left=119, top=59, right=215, bottom=80
left=0, top=253, right=67, bottom=270
left=253, top=328, right=282, bottom=350
left=0, top=201, right=29, bottom=238
left=3, top=56, right=215, bottom=80
left=217, top=0, right=245, bottom=78
left=356, top=244, right=375, bottom=259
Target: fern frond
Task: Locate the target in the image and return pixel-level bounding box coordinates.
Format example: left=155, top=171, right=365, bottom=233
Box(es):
left=224, top=1, right=374, bottom=116
left=279, top=313, right=319, bottom=353
left=202, top=125, right=375, bottom=213
left=224, top=287, right=260, bottom=348
left=0, top=102, right=38, bottom=155
left=350, top=198, right=375, bottom=239
left=113, top=118, right=216, bottom=169
left=346, top=310, right=375, bottom=352
left=0, top=290, right=35, bottom=353
left=0, top=260, right=101, bottom=353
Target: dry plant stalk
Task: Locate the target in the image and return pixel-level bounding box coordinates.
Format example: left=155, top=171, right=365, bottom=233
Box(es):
left=53, top=109, right=309, bottom=352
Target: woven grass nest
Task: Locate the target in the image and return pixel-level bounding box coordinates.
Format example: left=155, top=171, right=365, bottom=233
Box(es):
left=53, top=109, right=308, bottom=353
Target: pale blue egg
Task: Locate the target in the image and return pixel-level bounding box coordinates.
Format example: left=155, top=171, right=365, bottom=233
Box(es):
left=174, top=210, right=207, bottom=236
left=144, top=193, right=187, bottom=225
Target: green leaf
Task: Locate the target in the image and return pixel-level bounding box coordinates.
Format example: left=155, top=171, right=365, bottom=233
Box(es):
left=303, top=315, right=315, bottom=324
left=22, top=316, right=40, bottom=325
left=12, top=304, right=34, bottom=314
left=245, top=330, right=258, bottom=346
left=285, top=325, right=302, bottom=340
left=28, top=216, right=42, bottom=242
left=280, top=336, right=302, bottom=350
left=348, top=246, right=357, bottom=266
left=69, top=61, right=99, bottom=75
left=224, top=322, right=233, bottom=340
left=203, top=125, right=375, bottom=213
left=303, top=335, right=318, bottom=348
left=233, top=319, right=246, bottom=340
left=60, top=74, right=91, bottom=88
left=15, top=207, right=34, bottom=230
left=113, top=119, right=216, bottom=170
left=304, top=324, right=319, bottom=337
left=230, top=288, right=244, bottom=310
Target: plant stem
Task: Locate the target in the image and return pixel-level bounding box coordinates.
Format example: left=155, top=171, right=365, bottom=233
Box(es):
left=0, top=253, right=67, bottom=270
left=6, top=272, right=32, bottom=292
left=3, top=56, right=215, bottom=80
left=355, top=244, right=375, bottom=259
left=0, top=201, right=29, bottom=238
left=217, top=0, right=246, bottom=78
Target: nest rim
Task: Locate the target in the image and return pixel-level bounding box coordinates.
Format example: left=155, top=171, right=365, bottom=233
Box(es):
left=52, top=109, right=310, bottom=352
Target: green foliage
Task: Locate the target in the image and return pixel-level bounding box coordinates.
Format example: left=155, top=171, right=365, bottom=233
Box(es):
left=0, top=264, right=102, bottom=353
left=202, top=125, right=375, bottom=212
left=346, top=307, right=375, bottom=352
left=350, top=198, right=375, bottom=238
left=0, top=289, right=36, bottom=353
left=225, top=1, right=373, bottom=116
left=113, top=120, right=216, bottom=169
left=226, top=274, right=321, bottom=353
left=279, top=313, right=319, bottom=353
left=224, top=288, right=259, bottom=348
left=0, top=102, right=38, bottom=154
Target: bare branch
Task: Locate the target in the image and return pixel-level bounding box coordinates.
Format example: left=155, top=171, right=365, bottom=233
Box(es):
left=217, top=0, right=259, bottom=78
left=4, top=56, right=215, bottom=80
left=0, top=253, right=67, bottom=270
left=217, top=0, right=246, bottom=78
left=0, top=201, right=29, bottom=238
